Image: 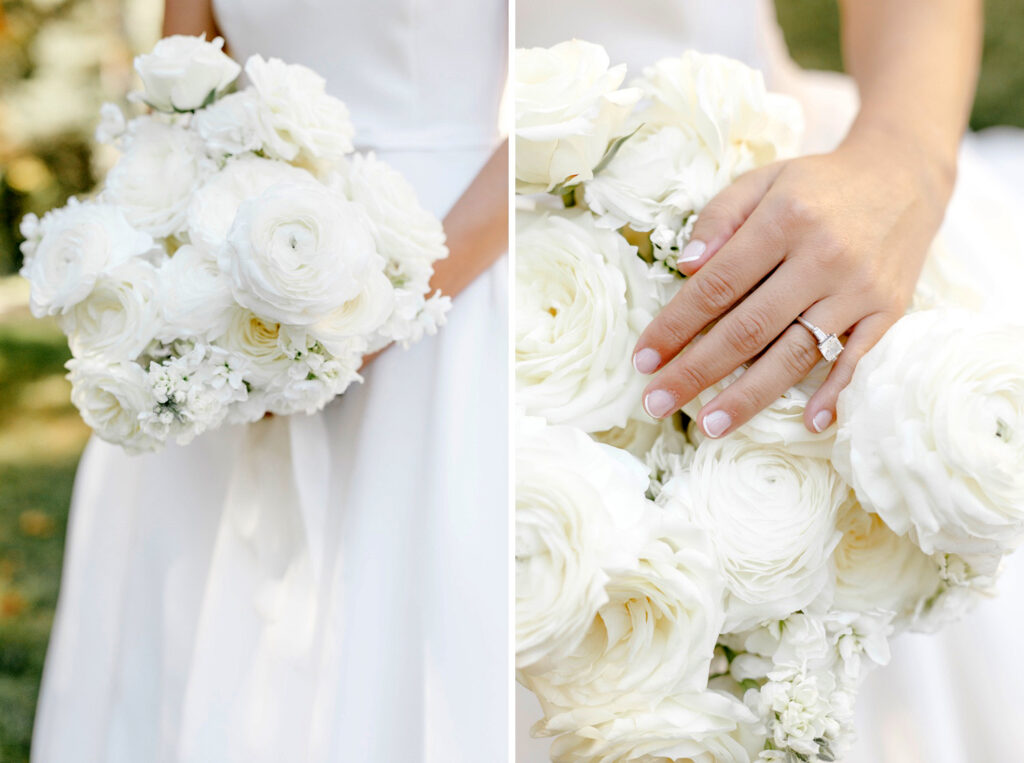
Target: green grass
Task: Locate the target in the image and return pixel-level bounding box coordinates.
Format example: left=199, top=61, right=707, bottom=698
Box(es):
left=774, top=0, right=1024, bottom=130
left=0, top=312, right=87, bottom=761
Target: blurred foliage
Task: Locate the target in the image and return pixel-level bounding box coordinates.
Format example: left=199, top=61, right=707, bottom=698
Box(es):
left=774, top=0, right=1024, bottom=130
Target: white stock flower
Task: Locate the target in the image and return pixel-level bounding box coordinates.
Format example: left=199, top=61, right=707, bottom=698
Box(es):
left=60, top=259, right=161, bottom=360
left=516, top=210, right=659, bottom=432
left=663, top=435, right=846, bottom=632
left=831, top=499, right=941, bottom=617
left=67, top=358, right=158, bottom=453
left=243, top=55, right=355, bottom=170
left=220, top=181, right=381, bottom=326
left=515, top=40, right=640, bottom=192
left=186, top=154, right=316, bottom=250
left=157, top=245, right=235, bottom=340
left=515, top=416, right=651, bottom=671
left=19, top=200, right=152, bottom=317
left=538, top=691, right=759, bottom=763
left=133, top=34, right=240, bottom=112
left=104, top=120, right=213, bottom=238
left=338, top=153, right=448, bottom=288
left=635, top=50, right=803, bottom=168
left=833, top=309, right=1024, bottom=556
left=95, top=102, right=126, bottom=145
left=525, top=522, right=727, bottom=709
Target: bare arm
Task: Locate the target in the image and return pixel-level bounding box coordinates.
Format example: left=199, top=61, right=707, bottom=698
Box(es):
left=162, top=0, right=220, bottom=39
left=430, top=140, right=509, bottom=299
left=635, top=0, right=982, bottom=436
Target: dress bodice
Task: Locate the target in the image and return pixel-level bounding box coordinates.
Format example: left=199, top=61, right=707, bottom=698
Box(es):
left=212, top=0, right=507, bottom=152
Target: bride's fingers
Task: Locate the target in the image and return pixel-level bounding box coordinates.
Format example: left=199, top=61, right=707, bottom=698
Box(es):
left=693, top=300, right=859, bottom=438
left=641, top=260, right=823, bottom=419
left=675, top=162, right=786, bottom=277
left=804, top=312, right=896, bottom=432
left=633, top=202, right=789, bottom=375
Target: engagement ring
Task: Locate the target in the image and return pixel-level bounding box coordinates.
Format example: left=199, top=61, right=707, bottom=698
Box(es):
left=795, top=316, right=844, bottom=362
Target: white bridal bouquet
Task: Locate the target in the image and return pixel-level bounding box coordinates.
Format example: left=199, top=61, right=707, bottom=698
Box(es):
left=515, top=40, right=1024, bottom=762
left=19, top=35, right=450, bottom=453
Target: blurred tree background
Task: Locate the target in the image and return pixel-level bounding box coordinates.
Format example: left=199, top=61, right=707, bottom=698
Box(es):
left=0, top=0, right=1021, bottom=760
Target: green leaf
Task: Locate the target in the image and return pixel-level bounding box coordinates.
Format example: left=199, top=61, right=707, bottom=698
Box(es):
left=592, top=123, right=644, bottom=176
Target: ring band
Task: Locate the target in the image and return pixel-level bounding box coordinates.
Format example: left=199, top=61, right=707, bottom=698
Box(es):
left=795, top=315, right=844, bottom=362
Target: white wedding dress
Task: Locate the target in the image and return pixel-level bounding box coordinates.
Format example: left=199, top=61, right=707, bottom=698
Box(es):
left=517, top=1, right=1024, bottom=761
left=32, top=2, right=508, bottom=762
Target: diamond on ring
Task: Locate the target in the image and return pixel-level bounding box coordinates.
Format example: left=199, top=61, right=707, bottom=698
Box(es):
left=795, top=316, right=844, bottom=362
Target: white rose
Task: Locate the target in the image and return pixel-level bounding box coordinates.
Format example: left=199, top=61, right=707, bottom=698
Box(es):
left=636, top=50, right=803, bottom=167
left=19, top=200, right=152, bottom=317
left=133, top=35, right=240, bottom=112
left=243, top=55, right=355, bottom=170
left=191, top=90, right=267, bottom=158
left=157, top=245, right=235, bottom=340
left=515, top=416, right=651, bottom=671
left=525, top=523, right=726, bottom=709
left=104, top=120, right=213, bottom=238
left=60, top=259, right=162, bottom=360
left=516, top=210, right=660, bottom=432
left=584, top=125, right=722, bottom=238
left=831, top=499, right=941, bottom=617
left=515, top=40, right=640, bottom=192
left=67, top=358, right=158, bottom=453
left=833, top=309, right=1024, bottom=556
left=186, top=154, right=316, bottom=250
left=338, top=153, right=448, bottom=289
left=215, top=308, right=293, bottom=386
left=538, top=692, right=759, bottom=763
left=663, top=434, right=846, bottom=632
left=682, top=363, right=835, bottom=459
left=220, top=181, right=382, bottom=326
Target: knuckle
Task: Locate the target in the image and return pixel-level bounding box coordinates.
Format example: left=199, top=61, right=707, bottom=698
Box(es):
left=774, top=193, right=815, bottom=228
left=780, top=333, right=821, bottom=378
left=691, top=269, right=736, bottom=314
left=724, top=309, right=772, bottom=356
left=670, top=362, right=708, bottom=396
left=654, top=305, right=693, bottom=348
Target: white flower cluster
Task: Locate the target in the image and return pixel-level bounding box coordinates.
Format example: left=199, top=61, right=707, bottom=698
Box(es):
left=515, top=41, right=1024, bottom=763
left=20, top=35, right=450, bottom=453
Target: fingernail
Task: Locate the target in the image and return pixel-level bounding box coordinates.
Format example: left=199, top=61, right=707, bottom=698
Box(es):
left=644, top=389, right=675, bottom=419
left=633, top=348, right=660, bottom=374
left=702, top=410, right=732, bottom=438
left=679, top=239, right=707, bottom=263
left=812, top=409, right=833, bottom=433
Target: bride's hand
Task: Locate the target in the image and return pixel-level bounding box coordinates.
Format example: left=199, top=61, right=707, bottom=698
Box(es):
left=632, top=126, right=956, bottom=437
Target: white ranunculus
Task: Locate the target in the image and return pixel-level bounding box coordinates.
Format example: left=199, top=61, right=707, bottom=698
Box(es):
left=214, top=308, right=293, bottom=386
left=191, top=90, right=267, bottom=158
left=220, top=181, right=381, bottom=326
left=831, top=499, right=941, bottom=617
left=60, top=259, right=162, bottom=360
left=516, top=416, right=651, bottom=671
left=525, top=522, right=726, bottom=709
left=682, top=363, right=835, bottom=459
left=516, top=210, right=660, bottom=432
left=832, top=309, right=1024, bottom=556
left=19, top=200, right=152, bottom=317
left=592, top=417, right=674, bottom=460
left=67, top=358, right=158, bottom=453
left=186, top=154, right=316, bottom=250
left=157, top=245, right=235, bottom=340
left=338, top=153, right=448, bottom=288
left=515, top=40, right=640, bottom=192
left=584, top=125, right=721, bottom=240
left=133, top=34, right=240, bottom=112
left=104, top=121, right=213, bottom=238
left=538, top=691, right=760, bottom=763
left=635, top=50, right=803, bottom=167
left=663, top=434, right=846, bottom=632
left=243, top=55, right=355, bottom=170
left=310, top=269, right=395, bottom=357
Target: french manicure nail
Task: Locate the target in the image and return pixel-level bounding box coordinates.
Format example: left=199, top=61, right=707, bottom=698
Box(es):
left=703, top=410, right=732, bottom=438
left=679, top=239, right=707, bottom=263
left=633, top=347, right=660, bottom=374
left=812, top=409, right=834, bottom=433
left=644, top=389, right=675, bottom=419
